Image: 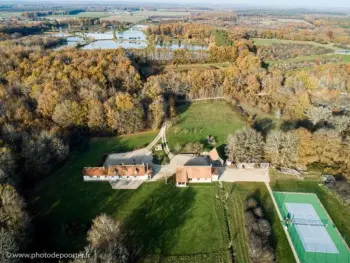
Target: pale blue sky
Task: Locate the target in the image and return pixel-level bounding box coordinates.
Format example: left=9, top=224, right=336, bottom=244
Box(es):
left=18, top=0, right=350, bottom=8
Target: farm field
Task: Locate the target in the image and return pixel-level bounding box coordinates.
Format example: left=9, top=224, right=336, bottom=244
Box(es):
left=100, top=15, right=148, bottom=23
left=0, top=12, right=23, bottom=18
left=167, top=101, right=247, bottom=152
left=225, top=183, right=295, bottom=263
left=45, top=12, right=111, bottom=20
left=46, top=10, right=190, bottom=22
left=29, top=132, right=229, bottom=262
left=253, top=38, right=348, bottom=51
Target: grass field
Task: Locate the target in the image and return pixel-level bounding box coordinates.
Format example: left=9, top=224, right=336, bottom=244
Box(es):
left=211, top=30, right=233, bottom=46
left=225, top=183, right=295, bottom=263
left=273, top=192, right=350, bottom=263
left=269, top=168, right=322, bottom=182
left=272, top=181, right=350, bottom=247
left=266, top=53, right=350, bottom=66
left=253, top=38, right=348, bottom=51
left=167, top=101, right=247, bottom=152
left=100, top=15, right=148, bottom=23
left=30, top=132, right=229, bottom=262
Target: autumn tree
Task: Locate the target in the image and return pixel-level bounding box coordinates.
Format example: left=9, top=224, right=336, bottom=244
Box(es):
left=52, top=100, right=86, bottom=128
left=149, top=97, right=165, bottom=130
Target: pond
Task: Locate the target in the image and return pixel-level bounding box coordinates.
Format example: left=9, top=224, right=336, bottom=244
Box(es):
left=82, top=40, right=148, bottom=50
left=54, top=25, right=208, bottom=51
left=79, top=29, right=146, bottom=41
left=80, top=40, right=207, bottom=50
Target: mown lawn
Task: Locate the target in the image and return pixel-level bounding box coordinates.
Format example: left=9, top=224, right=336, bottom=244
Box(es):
left=225, top=183, right=296, bottom=263
left=167, top=101, right=247, bottom=152
left=29, top=132, right=228, bottom=262
left=271, top=180, right=350, bottom=246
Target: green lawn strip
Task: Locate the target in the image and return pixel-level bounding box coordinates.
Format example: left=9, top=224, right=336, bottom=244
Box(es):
left=139, top=251, right=228, bottom=263
left=167, top=101, right=247, bottom=151
left=273, top=191, right=350, bottom=263
left=225, top=182, right=295, bottom=263
left=226, top=184, right=250, bottom=263
left=271, top=181, right=350, bottom=247
left=30, top=134, right=227, bottom=260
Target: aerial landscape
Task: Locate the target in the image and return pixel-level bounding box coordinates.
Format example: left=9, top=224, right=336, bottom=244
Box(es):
left=1, top=0, right=350, bottom=262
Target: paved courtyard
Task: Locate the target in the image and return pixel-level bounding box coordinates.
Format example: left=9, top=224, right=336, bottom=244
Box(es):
left=110, top=180, right=146, bottom=189
left=219, top=168, right=270, bottom=182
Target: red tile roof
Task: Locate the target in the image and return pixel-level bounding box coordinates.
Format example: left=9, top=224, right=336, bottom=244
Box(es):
left=209, top=148, right=220, bottom=161
left=176, top=166, right=213, bottom=183
left=83, top=167, right=107, bottom=176
left=83, top=165, right=152, bottom=177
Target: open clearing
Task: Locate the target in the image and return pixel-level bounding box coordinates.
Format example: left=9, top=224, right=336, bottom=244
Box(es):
left=141, top=62, right=230, bottom=77
left=253, top=38, right=347, bottom=51
left=30, top=132, right=229, bottom=262
left=167, top=101, right=247, bottom=152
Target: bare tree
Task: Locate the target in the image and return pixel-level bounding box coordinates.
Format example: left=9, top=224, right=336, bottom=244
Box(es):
left=226, top=129, right=264, bottom=163
left=0, top=184, right=29, bottom=235
left=76, top=214, right=129, bottom=263
left=265, top=130, right=298, bottom=167
left=306, top=106, right=332, bottom=125
left=332, top=116, right=350, bottom=135
left=0, top=146, right=16, bottom=184
left=0, top=227, right=18, bottom=263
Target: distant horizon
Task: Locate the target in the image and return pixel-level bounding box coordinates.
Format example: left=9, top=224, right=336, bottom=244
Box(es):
left=9, top=0, right=350, bottom=9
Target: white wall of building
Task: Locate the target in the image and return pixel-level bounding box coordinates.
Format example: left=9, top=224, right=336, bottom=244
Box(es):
left=84, top=174, right=149, bottom=181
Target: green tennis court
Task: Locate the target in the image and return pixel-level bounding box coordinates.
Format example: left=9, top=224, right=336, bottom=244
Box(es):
left=273, top=191, right=350, bottom=263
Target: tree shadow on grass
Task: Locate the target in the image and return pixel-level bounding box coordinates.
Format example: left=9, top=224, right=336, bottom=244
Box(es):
left=280, top=119, right=313, bottom=132
left=123, top=184, right=196, bottom=261
left=252, top=118, right=276, bottom=137
left=247, top=188, right=278, bottom=252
